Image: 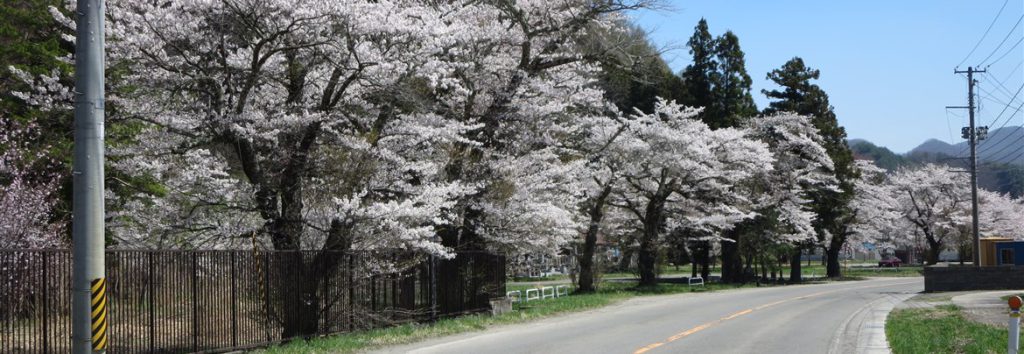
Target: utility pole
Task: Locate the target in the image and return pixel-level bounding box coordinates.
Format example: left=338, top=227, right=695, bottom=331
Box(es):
left=71, top=0, right=107, bottom=352
left=950, top=66, right=986, bottom=267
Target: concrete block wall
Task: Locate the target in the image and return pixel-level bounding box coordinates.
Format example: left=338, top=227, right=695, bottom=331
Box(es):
left=924, top=265, right=1024, bottom=292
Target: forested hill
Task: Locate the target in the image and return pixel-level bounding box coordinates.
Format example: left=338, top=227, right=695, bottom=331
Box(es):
left=849, top=138, right=1024, bottom=198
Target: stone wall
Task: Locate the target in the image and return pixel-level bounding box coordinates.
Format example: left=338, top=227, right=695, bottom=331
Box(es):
left=924, top=265, right=1024, bottom=292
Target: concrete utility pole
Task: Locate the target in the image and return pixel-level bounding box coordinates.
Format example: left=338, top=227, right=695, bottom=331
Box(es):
left=71, top=0, right=107, bottom=352
left=950, top=66, right=985, bottom=267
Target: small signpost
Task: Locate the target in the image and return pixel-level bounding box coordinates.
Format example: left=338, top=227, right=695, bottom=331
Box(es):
left=1009, top=296, right=1021, bottom=354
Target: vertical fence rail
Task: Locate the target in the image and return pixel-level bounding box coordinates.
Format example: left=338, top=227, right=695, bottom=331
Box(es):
left=0, top=249, right=505, bottom=353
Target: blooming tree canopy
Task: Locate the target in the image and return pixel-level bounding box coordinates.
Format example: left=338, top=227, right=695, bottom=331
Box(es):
left=608, top=99, right=773, bottom=285
left=742, top=113, right=836, bottom=244
left=890, top=164, right=970, bottom=264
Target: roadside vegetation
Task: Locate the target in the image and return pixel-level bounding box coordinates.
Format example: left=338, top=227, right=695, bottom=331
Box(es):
left=260, top=281, right=760, bottom=354
left=510, top=262, right=922, bottom=286
left=887, top=304, right=1021, bottom=354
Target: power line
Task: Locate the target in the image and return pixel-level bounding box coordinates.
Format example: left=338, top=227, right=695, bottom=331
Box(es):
left=980, top=127, right=1024, bottom=162
left=986, top=36, right=1024, bottom=67
left=994, top=148, right=1024, bottom=165
left=945, top=108, right=957, bottom=144
left=958, top=0, right=1011, bottom=68
left=977, top=96, right=1024, bottom=153
left=983, top=70, right=1024, bottom=104
left=986, top=141, right=1024, bottom=165
left=980, top=88, right=1019, bottom=109
left=976, top=81, right=1024, bottom=151
left=978, top=14, right=1024, bottom=66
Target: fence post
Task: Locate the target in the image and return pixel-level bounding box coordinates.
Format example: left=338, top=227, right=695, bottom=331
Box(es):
left=230, top=252, right=238, bottom=347
left=263, top=254, right=271, bottom=343
left=42, top=252, right=49, bottom=353
left=192, top=253, right=198, bottom=352
left=348, top=255, right=354, bottom=332
left=429, top=254, right=437, bottom=322
left=148, top=252, right=154, bottom=353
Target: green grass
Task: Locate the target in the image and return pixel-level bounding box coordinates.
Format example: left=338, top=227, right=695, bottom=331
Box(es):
left=780, top=264, right=923, bottom=278
left=887, top=304, right=1020, bottom=354
left=258, top=280, right=759, bottom=354
left=509, top=274, right=569, bottom=282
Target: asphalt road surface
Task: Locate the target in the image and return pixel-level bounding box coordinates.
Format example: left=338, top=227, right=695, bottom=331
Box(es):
left=373, top=277, right=921, bottom=354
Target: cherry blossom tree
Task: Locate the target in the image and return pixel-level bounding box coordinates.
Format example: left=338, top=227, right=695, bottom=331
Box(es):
left=975, top=190, right=1024, bottom=238
left=848, top=160, right=903, bottom=248
left=0, top=117, right=65, bottom=320
left=728, top=113, right=835, bottom=282
left=0, top=117, right=64, bottom=249
left=608, top=99, right=773, bottom=286
left=890, top=164, right=970, bottom=264
left=81, top=0, right=649, bottom=336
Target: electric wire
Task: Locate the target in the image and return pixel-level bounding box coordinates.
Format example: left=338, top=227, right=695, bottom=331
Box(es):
left=986, top=36, right=1024, bottom=67
left=978, top=14, right=1024, bottom=66
left=958, top=0, right=1011, bottom=68
left=976, top=82, right=1024, bottom=153
left=981, top=127, right=1024, bottom=163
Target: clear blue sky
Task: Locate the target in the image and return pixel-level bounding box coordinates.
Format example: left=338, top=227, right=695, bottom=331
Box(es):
left=633, top=0, right=1024, bottom=153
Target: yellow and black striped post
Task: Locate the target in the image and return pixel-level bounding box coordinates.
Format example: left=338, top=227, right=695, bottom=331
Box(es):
left=90, top=278, right=108, bottom=352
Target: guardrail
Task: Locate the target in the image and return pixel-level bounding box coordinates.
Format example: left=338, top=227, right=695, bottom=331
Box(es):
left=509, top=285, right=572, bottom=304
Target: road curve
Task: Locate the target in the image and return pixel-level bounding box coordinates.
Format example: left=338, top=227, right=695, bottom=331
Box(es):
left=372, top=277, right=922, bottom=354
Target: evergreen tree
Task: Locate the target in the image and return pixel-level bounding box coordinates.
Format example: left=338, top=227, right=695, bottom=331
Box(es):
left=763, top=57, right=857, bottom=279
left=677, top=24, right=760, bottom=283
left=677, top=19, right=716, bottom=120
left=1, top=0, right=74, bottom=227
left=1, top=0, right=73, bottom=166
left=709, top=31, right=757, bottom=128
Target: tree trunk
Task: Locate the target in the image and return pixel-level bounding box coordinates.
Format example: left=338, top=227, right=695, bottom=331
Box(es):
left=789, top=247, right=802, bottom=283
left=926, top=237, right=942, bottom=265
left=280, top=260, right=322, bottom=339
left=637, top=196, right=667, bottom=287
left=577, top=186, right=612, bottom=293
left=698, top=242, right=711, bottom=281
left=720, top=229, right=743, bottom=283
left=637, top=231, right=658, bottom=287
left=278, top=249, right=348, bottom=339
left=825, top=246, right=842, bottom=278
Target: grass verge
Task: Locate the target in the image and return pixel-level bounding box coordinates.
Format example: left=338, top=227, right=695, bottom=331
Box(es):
left=258, top=281, right=760, bottom=354
left=886, top=304, right=1020, bottom=354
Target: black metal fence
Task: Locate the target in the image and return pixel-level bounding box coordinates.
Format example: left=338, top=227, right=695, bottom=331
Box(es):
left=0, top=249, right=505, bottom=353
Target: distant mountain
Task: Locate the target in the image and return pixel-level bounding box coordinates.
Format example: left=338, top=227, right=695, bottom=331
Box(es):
left=909, top=139, right=961, bottom=158
left=848, top=140, right=910, bottom=171
left=850, top=129, right=1024, bottom=197
left=907, top=126, right=1024, bottom=165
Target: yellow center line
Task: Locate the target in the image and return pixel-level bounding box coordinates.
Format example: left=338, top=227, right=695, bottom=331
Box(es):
left=631, top=280, right=918, bottom=354
left=634, top=342, right=665, bottom=354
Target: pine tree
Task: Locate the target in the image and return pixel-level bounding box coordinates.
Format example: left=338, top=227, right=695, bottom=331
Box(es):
left=1, top=0, right=75, bottom=230
left=1, top=0, right=73, bottom=166
left=677, top=19, right=716, bottom=120
left=710, top=31, right=758, bottom=128
left=763, top=57, right=856, bottom=279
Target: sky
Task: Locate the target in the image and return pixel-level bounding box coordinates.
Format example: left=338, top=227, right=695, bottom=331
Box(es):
left=632, top=0, right=1024, bottom=153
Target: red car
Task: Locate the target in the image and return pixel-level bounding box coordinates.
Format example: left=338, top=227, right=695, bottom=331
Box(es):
left=878, top=257, right=902, bottom=267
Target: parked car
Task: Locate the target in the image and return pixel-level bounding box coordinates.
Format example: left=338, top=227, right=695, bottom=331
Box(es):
left=878, top=257, right=902, bottom=267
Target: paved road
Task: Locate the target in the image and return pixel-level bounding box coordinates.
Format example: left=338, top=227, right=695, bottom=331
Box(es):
left=373, top=277, right=921, bottom=354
